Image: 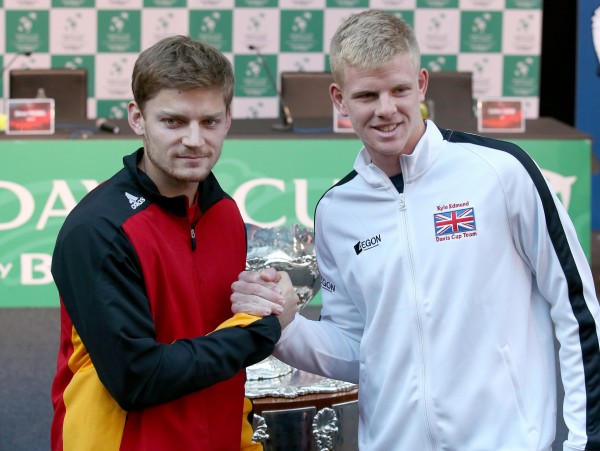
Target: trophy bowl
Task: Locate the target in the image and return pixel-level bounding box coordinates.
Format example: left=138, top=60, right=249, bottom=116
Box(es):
left=244, top=223, right=320, bottom=381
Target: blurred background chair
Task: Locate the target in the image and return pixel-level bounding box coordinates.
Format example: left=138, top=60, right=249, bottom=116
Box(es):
left=9, top=68, right=88, bottom=124
left=425, top=71, right=476, bottom=130
left=280, top=72, right=334, bottom=121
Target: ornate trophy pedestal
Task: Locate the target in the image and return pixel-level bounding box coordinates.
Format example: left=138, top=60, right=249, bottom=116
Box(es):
left=248, top=368, right=358, bottom=451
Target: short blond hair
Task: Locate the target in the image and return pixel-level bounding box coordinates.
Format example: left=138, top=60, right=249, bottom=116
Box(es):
left=329, top=10, right=421, bottom=85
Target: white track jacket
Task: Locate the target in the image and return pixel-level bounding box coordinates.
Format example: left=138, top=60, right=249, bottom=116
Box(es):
left=274, top=121, right=600, bottom=451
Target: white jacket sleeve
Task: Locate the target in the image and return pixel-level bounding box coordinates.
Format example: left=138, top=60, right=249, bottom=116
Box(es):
left=273, top=196, right=364, bottom=383
left=508, top=158, right=600, bottom=451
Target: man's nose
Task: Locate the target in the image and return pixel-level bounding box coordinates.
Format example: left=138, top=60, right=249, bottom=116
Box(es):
left=182, top=122, right=205, bottom=147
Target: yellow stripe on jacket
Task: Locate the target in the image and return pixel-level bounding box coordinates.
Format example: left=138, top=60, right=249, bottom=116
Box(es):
left=62, top=325, right=126, bottom=451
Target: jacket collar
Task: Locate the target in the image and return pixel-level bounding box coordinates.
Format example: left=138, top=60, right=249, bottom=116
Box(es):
left=123, top=148, right=230, bottom=217
left=353, top=120, right=445, bottom=188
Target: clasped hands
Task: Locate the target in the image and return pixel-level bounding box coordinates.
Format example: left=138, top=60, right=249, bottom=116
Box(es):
left=231, top=267, right=299, bottom=330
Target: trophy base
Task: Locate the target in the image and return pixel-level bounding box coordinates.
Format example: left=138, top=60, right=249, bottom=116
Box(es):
left=246, top=356, right=293, bottom=381
left=247, top=368, right=358, bottom=451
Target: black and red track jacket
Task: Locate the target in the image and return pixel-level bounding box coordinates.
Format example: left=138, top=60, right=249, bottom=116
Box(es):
left=50, top=148, right=280, bottom=450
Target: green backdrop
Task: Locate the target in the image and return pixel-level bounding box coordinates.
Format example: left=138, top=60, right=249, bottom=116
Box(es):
left=0, top=136, right=591, bottom=307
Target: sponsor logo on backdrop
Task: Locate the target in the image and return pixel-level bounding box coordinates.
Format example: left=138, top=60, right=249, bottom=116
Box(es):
left=235, top=0, right=277, bottom=7
left=144, top=0, right=185, bottom=7
left=459, top=0, right=503, bottom=9
left=233, top=10, right=278, bottom=52
left=369, top=0, right=416, bottom=9
left=503, top=11, right=541, bottom=54
left=231, top=98, right=275, bottom=119
left=422, top=55, right=458, bottom=72
left=52, top=0, right=95, bottom=7
left=459, top=53, right=503, bottom=98
left=95, top=55, right=135, bottom=98
left=141, top=10, right=188, bottom=49
left=96, top=100, right=129, bottom=119
left=6, top=10, right=49, bottom=54
left=503, top=56, right=539, bottom=97
left=95, top=0, right=140, bottom=7
left=541, top=170, right=576, bottom=210
left=97, top=10, right=141, bottom=53
left=235, top=54, right=277, bottom=97
left=278, top=54, right=324, bottom=72
left=506, top=0, right=541, bottom=8
left=326, top=0, right=369, bottom=8
left=188, top=0, right=233, bottom=6
left=416, top=10, right=460, bottom=53
left=417, top=0, right=458, bottom=7
left=189, top=10, right=233, bottom=52
left=281, top=10, right=323, bottom=53
left=50, top=9, right=96, bottom=53
left=460, top=11, right=502, bottom=53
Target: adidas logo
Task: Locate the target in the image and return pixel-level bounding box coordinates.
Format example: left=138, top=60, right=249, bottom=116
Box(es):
left=125, top=192, right=146, bottom=209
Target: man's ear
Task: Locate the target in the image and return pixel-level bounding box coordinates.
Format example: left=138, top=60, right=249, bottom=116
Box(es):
left=128, top=101, right=145, bottom=136
left=330, top=83, right=348, bottom=117
left=418, top=68, right=429, bottom=102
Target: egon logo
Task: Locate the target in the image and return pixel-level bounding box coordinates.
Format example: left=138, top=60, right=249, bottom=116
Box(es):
left=354, top=234, right=381, bottom=255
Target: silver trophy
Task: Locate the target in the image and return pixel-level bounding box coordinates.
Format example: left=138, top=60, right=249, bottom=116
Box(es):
left=244, top=224, right=358, bottom=451
left=245, top=223, right=320, bottom=381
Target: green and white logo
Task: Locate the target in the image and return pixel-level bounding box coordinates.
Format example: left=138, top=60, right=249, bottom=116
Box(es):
left=232, top=98, right=270, bottom=119
left=459, top=54, right=503, bottom=98
left=141, top=10, right=188, bottom=49
left=236, top=10, right=279, bottom=53
left=506, top=0, right=541, bottom=8
left=189, top=10, right=233, bottom=52
left=415, top=10, right=460, bottom=54
left=280, top=11, right=323, bottom=53
left=502, top=11, right=541, bottom=54
left=460, top=11, right=502, bottom=53
left=144, top=0, right=186, bottom=7
left=235, top=0, right=277, bottom=7
left=278, top=54, right=325, bottom=73
left=417, top=0, right=459, bottom=7
left=51, top=0, right=94, bottom=7
left=51, top=55, right=95, bottom=97
left=6, top=11, right=50, bottom=54
left=97, top=100, right=130, bottom=120
left=97, top=10, right=141, bottom=53
left=461, top=0, right=502, bottom=8
left=50, top=9, right=96, bottom=53
left=234, top=54, right=277, bottom=98
left=422, top=55, right=458, bottom=72
left=503, top=56, right=539, bottom=97
left=326, top=0, right=369, bottom=8
left=95, top=55, right=135, bottom=99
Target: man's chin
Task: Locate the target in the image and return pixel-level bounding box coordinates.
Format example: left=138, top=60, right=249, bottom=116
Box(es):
left=174, top=168, right=212, bottom=183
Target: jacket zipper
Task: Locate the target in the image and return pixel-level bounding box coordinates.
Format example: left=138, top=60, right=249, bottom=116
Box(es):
left=190, top=227, right=196, bottom=251
left=399, top=192, right=437, bottom=450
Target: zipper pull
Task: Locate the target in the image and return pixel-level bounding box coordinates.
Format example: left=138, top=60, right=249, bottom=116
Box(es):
left=399, top=193, right=406, bottom=210
left=190, top=228, right=196, bottom=251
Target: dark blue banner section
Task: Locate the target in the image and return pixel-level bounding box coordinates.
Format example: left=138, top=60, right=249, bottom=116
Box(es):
left=576, top=0, right=600, bottom=230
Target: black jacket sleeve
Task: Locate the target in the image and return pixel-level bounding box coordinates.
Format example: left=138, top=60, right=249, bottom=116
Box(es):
left=52, top=222, right=281, bottom=411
